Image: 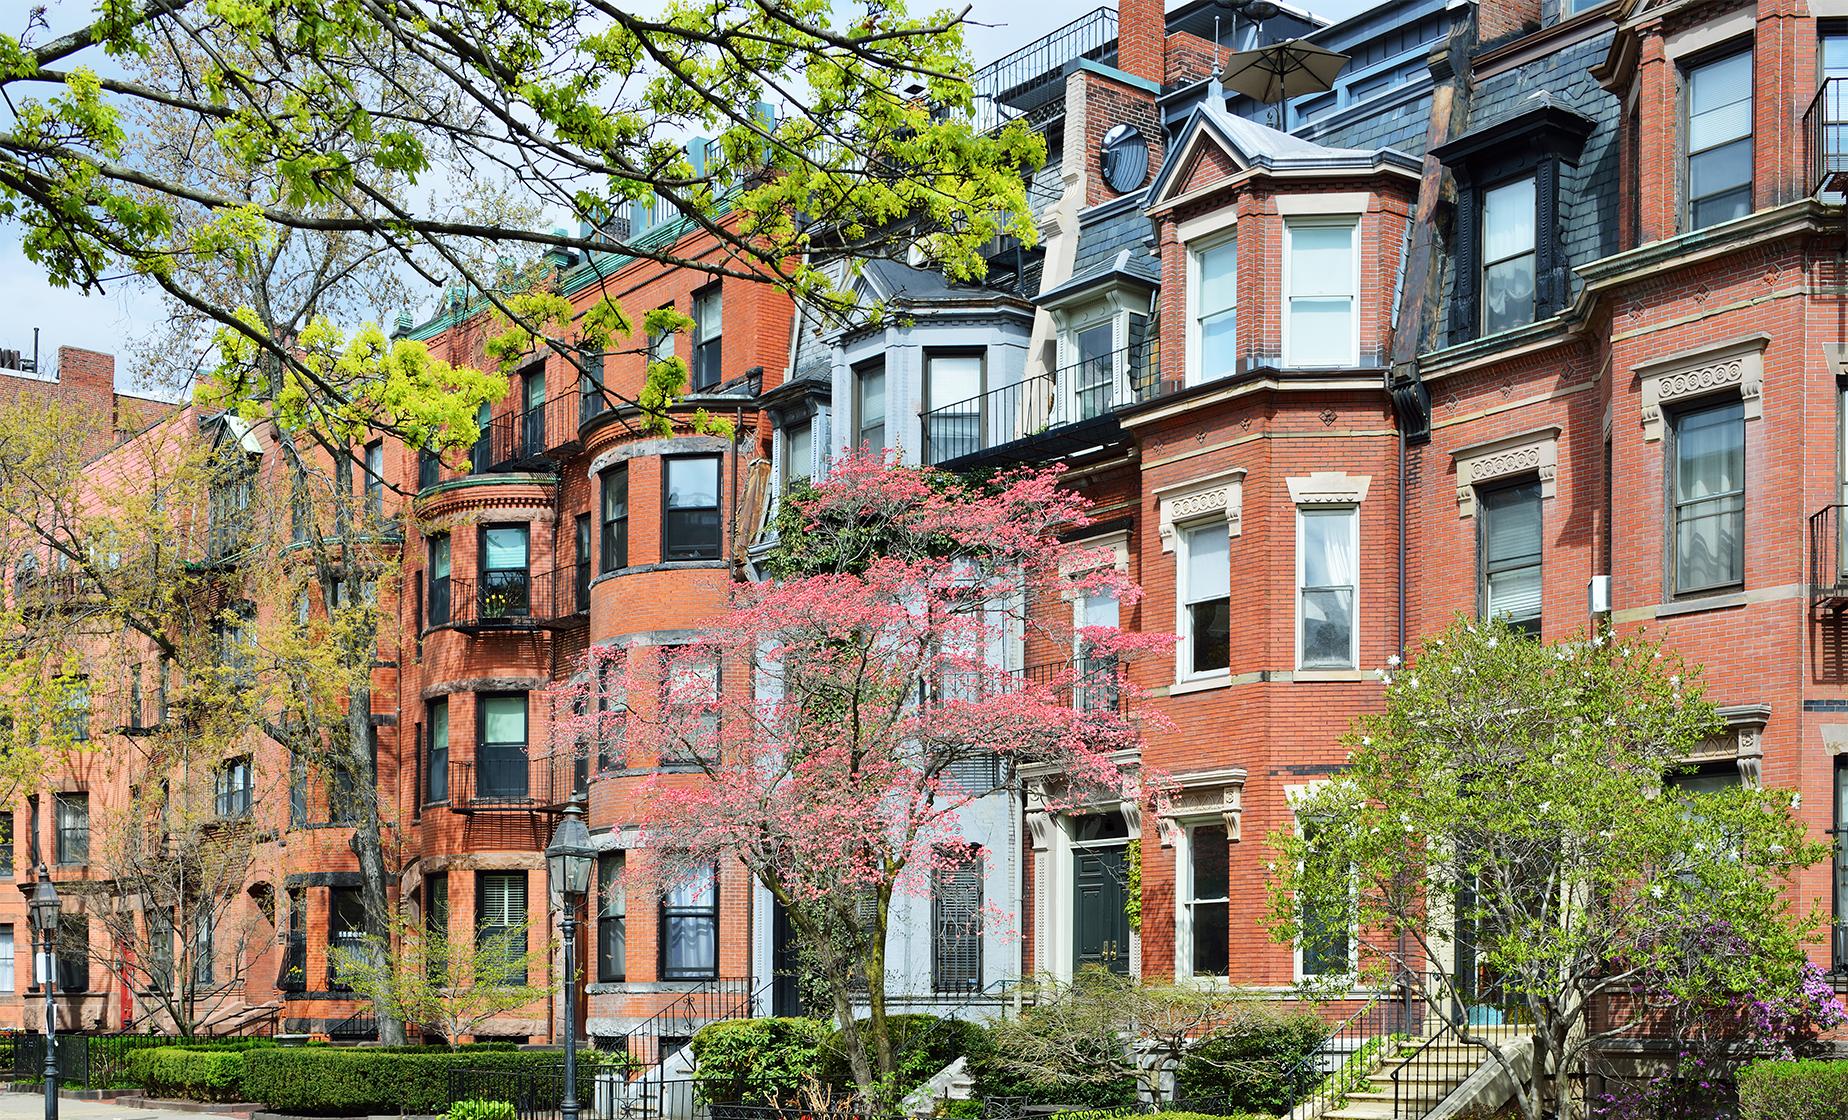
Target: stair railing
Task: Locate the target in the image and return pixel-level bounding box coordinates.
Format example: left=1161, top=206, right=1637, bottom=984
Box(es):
left=1390, top=1010, right=1462, bottom=1119
left=1276, top=978, right=1411, bottom=1120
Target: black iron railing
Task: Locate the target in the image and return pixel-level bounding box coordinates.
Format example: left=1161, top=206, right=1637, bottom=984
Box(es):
left=920, top=344, right=1156, bottom=467
left=1280, top=983, right=1418, bottom=1120
left=1808, top=78, right=1848, bottom=192
left=12, top=1032, right=179, bottom=1090
left=1813, top=505, right=1848, bottom=612
left=1011, top=658, right=1130, bottom=713
left=277, top=932, right=307, bottom=992
left=471, top=392, right=584, bottom=473
left=447, top=750, right=586, bottom=812
left=448, top=1063, right=606, bottom=1120
left=328, top=1005, right=377, bottom=1040
left=970, top=7, right=1116, bottom=132
left=431, top=567, right=586, bottom=632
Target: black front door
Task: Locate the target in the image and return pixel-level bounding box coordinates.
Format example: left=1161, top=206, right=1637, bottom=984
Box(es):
left=770, top=898, right=804, bottom=1016
left=1074, top=846, right=1130, bottom=975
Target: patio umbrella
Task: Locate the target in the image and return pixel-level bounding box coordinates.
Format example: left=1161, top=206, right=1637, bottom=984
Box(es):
left=1219, top=39, right=1351, bottom=104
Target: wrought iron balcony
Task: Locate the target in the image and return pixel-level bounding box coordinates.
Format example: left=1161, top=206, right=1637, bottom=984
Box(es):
left=1809, top=78, right=1848, bottom=193
left=446, top=750, right=588, bottom=814
left=428, top=566, right=587, bottom=634
left=970, top=7, right=1117, bottom=132
left=1813, top=505, right=1848, bottom=613
left=921, top=343, right=1157, bottom=468
left=468, top=392, right=584, bottom=474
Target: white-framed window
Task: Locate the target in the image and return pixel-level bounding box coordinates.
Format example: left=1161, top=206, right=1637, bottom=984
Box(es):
left=1070, top=531, right=1128, bottom=712
left=1481, top=177, right=1537, bottom=335
left=1283, top=220, right=1358, bottom=368
left=781, top=419, right=814, bottom=494
left=0, top=925, right=14, bottom=992
left=1178, top=824, right=1230, bottom=979
left=1294, top=813, right=1357, bottom=980
left=1297, top=507, right=1358, bottom=669
left=1178, top=522, right=1231, bottom=679
left=1189, top=234, right=1238, bottom=384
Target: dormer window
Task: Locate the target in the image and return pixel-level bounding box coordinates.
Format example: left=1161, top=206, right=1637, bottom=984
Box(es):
left=1433, top=104, right=1594, bottom=346
left=1481, top=177, right=1537, bottom=335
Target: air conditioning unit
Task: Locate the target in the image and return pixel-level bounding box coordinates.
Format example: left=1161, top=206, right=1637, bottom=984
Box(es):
left=1588, top=574, right=1612, bottom=616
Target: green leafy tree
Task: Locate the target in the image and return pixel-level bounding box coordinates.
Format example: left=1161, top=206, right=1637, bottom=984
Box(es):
left=329, top=908, right=554, bottom=1048
left=1267, top=618, right=1827, bottom=1120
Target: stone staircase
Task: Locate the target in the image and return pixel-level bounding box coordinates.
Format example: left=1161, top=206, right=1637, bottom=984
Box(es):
left=1323, top=1026, right=1528, bottom=1120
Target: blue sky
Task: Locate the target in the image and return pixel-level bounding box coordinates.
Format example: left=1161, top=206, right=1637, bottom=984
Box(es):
left=4, top=0, right=1375, bottom=387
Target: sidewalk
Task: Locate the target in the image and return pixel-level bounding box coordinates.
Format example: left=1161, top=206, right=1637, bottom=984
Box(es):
left=0, top=1093, right=196, bottom=1120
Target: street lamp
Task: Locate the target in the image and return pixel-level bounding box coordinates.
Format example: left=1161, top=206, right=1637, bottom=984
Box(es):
left=27, top=867, right=61, bottom=1120
left=546, top=801, right=595, bottom=1120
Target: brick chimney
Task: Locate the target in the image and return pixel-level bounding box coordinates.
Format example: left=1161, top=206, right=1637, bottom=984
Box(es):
left=1118, top=0, right=1166, bottom=86
left=1477, top=0, right=1540, bottom=45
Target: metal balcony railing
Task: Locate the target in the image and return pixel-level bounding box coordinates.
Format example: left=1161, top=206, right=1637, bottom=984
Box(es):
left=447, top=751, right=587, bottom=813
left=1811, top=505, right=1848, bottom=613
left=921, top=343, right=1156, bottom=467
left=970, top=7, right=1116, bottom=132
left=1810, top=78, right=1848, bottom=193
left=469, top=392, right=584, bottom=474
left=431, top=566, right=587, bottom=633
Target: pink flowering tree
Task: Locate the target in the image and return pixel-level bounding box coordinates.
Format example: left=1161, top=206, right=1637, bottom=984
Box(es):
left=548, top=454, right=1167, bottom=1103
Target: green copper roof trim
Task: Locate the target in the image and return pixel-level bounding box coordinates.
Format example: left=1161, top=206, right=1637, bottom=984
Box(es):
left=414, top=472, right=559, bottom=500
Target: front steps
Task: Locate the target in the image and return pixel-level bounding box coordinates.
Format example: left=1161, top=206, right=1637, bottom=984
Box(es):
left=1324, top=1027, right=1528, bottom=1120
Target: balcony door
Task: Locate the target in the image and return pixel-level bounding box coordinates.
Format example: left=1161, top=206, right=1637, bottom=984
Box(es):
left=480, top=525, right=530, bottom=621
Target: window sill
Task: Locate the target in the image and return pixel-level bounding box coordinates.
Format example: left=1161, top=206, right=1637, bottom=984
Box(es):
left=1168, top=674, right=1232, bottom=697
left=1290, top=668, right=1371, bottom=682
left=1657, top=588, right=1747, bottom=618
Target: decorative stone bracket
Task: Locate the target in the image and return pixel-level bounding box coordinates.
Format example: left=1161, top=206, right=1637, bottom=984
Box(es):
left=1452, top=426, right=1560, bottom=518
left=1635, top=334, right=1767, bottom=442
left=1157, top=469, right=1246, bottom=552
left=1156, top=767, right=1248, bottom=847
left=1682, top=702, right=1769, bottom=787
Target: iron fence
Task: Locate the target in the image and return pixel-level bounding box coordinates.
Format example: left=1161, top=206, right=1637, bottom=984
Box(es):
left=11, top=1031, right=178, bottom=1090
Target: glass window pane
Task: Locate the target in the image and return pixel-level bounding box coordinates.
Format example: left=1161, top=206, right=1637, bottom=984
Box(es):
left=1301, top=509, right=1357, bottom=587
left=1826, top=33, right=1848, bottom=80
left=929, top=355, right=982, bottom=410
left=483, top=526, right=528, bottom=570
left=1191, top=826, right=1229, bottom=900
left=1288, top=225, right=1354, bottom=297
left=669, top=865, right=716, bottom=908
left=1676, top=402, right=1745, bottom=500
left=859, top=369, right=886, bottom=425
left=1082, top=590, right=1120, bottom=629
left=1482, top=483, right=1543, bottom=565
left=1190, top=600, right=1231, bottom=675
left=1483, top=256, right=1536, bottom=334
left=431, top=536, right=450, bottom=580
left=1689, top=139, right=1753, bottom=199
left=1185, top=523, right=1230, bottom=602
left=603, top=467, right=628, bottom=519
left=1287, top=299, right=1354, bottom=366
left=431, top=701, right=448, bottom=750
left=1692, top=187, right=1753, bottom=230
left=1688, top=52, right=1753, bottom=146
left=1482, top=179, right=1536, bottom=262
left=1197, top=240, right=1237, bottom=313
left=667, top=458, right=720, bottom=510
left=1301, top=588, right=1354, bottom=667
left=1200, top=311, right=1237, bottom=377
left=481, top=696, right=526, bottom=744
left=786, top=423, right=812, bottom=483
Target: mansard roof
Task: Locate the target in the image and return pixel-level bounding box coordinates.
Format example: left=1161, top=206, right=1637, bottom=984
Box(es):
left=1145, top=93, right=1421, bottom=213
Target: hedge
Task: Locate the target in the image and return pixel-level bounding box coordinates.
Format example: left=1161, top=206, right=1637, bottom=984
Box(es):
left=1738, top=1060, right=1848, bottom=1120
left=690, top=1017, right=830, bottom=1105
left=1172, top=1013, right=1328, bottom=1116
left=125, top=1047, right=249, bottom=1102
left=1054, top=1112, right=1274, bottom=1120
left=242, top=1047, right=598, bottom=1115
left=818, top=1014, right=995, bottom=1099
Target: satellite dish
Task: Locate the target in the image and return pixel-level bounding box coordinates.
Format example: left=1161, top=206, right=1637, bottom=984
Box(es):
left=1100, top=124, right=1149, bottom=194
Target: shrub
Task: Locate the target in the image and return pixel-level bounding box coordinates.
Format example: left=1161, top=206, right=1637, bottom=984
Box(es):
left=691, top=1017, right=830, bottom=1105
left=126, top=1047, right=249, bottom=1102
left=964, top=1025, right=1137, bottom=1110
left=1172, top=1012, right=1328, bottom=1115
left=242, top=1047, right=598, bottom=1115
left=818, top=1014, right=990, bottom=1098
left=1738, top=1060, right=1848, bottom=1120
left=448, top=1101, right=518, bottom=1120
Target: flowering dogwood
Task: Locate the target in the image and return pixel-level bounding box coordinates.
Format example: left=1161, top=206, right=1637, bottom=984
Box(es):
left=549, top=454, right=1168, bottom=1102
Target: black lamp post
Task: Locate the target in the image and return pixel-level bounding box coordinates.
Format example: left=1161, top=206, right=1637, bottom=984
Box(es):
left=546, top=801, right=595, bottom=1120
left=28, top=866, right=61, bottom=1120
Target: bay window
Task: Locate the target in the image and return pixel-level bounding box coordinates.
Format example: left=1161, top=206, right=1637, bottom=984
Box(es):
left=782, top=420, right=813, bottom=493
left=924, top=353, right=983, bottom=461
left=1297, top=507, right=1358, bottom=669
left=663, top=457, right=722, bottom=562
left=1191, top=236, right=1238, bottom=383
left=660, top=865, right=718, bottom=980
left=1686, top=49, right=1754, bottom=230
left=1180, top=522, right=1231, bottom=678
left=1284, top=221, right=1357, bottom=368
left=600, top=464, right=628, bottom=574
